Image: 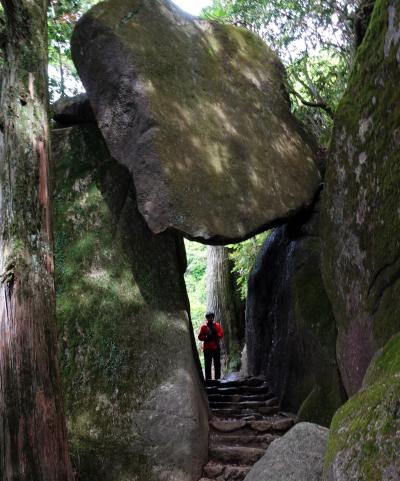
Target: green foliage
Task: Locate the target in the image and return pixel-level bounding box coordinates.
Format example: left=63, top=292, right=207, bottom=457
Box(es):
left=184, top=240, right=207, bottom=351
left=287, top=49, right=348, bottom=144
left=48, top=0, right=100, bottom=101
left=202, top=0, right=359, bottom=144
left=203, top=0, right=355, bottom=53
left=229, top=231, right=269, bottom=300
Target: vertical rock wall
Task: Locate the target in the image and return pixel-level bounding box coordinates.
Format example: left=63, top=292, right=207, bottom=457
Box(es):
left=320, top=0, right=400, bottom=396
left=321, top=3, right=400, bottom=476
left=246, top=200, right=345, bottom=426
left=53, top=123, right=208, bottom=481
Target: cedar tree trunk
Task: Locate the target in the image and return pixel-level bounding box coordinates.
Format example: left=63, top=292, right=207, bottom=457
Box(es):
left=0, top=1, right=73, bottom=480
left=206, top=246, right=244, bottom=374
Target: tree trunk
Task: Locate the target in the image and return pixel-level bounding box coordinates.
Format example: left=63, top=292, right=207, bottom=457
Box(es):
left=0, top=1, right=73, bottom=480
left=206, top=246, right=244, bottom=374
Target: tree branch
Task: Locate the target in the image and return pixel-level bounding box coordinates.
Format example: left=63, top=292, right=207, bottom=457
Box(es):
left=321, top=0, right=352, bottom=21
left=303, top=60, right=325, bottom=104
left=290, top=90, right=335, bottom=118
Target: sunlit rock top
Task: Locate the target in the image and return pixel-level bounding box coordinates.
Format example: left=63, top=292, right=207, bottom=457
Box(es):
left=72, top=0, right=320, bottom=243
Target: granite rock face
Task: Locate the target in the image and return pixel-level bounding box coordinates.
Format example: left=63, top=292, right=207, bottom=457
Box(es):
left=52, top=93, right=95, bottom=125
left=53, top=122, right=208, bottom=481
left=244, top=422, right=329, bottom=481
left=71, top=0, right=320, bottom=244
left=320, top=0, right=400, bottom=396
left=246, top=198, right=345, bottom=426
left=324, top=333, right=400, bottom=481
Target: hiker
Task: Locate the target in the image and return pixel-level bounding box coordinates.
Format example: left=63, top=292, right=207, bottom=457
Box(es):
left=198, top=311, right=224, bottom=380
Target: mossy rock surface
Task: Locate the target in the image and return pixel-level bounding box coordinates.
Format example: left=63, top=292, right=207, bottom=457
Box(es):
left=320, top=0, right=400, bottom=396
left=53, top=124, right=208, bottom=481
left=323, top=333, right=400, bottom=480
left=71, top=0, right=320, bottom=244
left=246, top=200, right=345, bottom=426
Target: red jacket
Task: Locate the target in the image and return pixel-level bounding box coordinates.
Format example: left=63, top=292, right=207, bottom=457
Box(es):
left=198, top=321, right=224, bottom=351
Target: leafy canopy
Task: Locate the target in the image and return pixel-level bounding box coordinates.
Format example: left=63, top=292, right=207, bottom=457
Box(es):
left=184, top=240, right=207, bottom=331
left=228, top=232, right=269, bottom=300
left=202, top=0, right=359, bottom=144
left=48, top=0, right=100, bottom=101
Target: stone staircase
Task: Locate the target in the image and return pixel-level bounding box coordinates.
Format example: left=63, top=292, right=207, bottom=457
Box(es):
left=200, top=377, right=296, bottom=481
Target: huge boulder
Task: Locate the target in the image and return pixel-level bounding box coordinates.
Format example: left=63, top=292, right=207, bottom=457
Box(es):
left=244, top=422, right=329, bottom=481
left=71, top=0, right=320, bottom=244
left=324, top=333, right=400, bottom=480
left=320, top=0, right=400, bottom=396
left=53, top=122, right=208, bottom=481
left=246, top=197, right=345, bottom=426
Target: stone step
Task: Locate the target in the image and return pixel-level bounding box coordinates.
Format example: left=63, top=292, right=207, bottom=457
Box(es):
left=205, top=378, right=266, bottom=388
left=206, top=385, right=271, bottom=396
left=210, top=415, right=295, bottom=431
left=211, top=409, right=247, bottom=418
left=209, top=400, right=276, bottom=410
left=209, top=419, right=247, bottom=432
left=248, top=417, right=295, bottom=433
left=210, top=396, right=279, bottom=407
left=203, top=462, right=251, bottom=481
left=233, top=413, right=263, bottom=421
left=258, top=405, right=280, bottom=415
left=236, top=377, right=268, bottom=387
left=211, top=408, right=267, bottom=419
left=271, top=416, right=296, bottom=432
left=211, top=405, right=280, bottom=418
left=207, top=393, right=274, bottom=403
left=209, top=445, right=266, bottom=465
left=206, top=382, right=269, bottom=392
left=262, top=397, right=280, bottom=407
left=204, top=380, right=293, bottom=481
left=248, top=420, right=274, bottom=433
left=210, top=432, right=278, bottom=448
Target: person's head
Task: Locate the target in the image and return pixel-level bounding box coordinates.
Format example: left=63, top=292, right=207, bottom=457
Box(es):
left=205, top=312, right=215, bottom=324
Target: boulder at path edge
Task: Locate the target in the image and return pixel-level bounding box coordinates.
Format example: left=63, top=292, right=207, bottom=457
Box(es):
left=244, top=422, right=329, bottom=481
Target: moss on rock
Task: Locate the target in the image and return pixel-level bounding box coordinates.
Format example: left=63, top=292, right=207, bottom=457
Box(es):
left=71, top=0, right=320, bottom=244
left=53, top=124, right=208, bottom=481
left=321, top=0, right=400, bottom=395
left=363, top=334, right=400, bottom=386
left=293, top=238, right=345, bottom=427
left=246, top=200, right=345, bottom=427
left=323, top=333, right=400, bottom=480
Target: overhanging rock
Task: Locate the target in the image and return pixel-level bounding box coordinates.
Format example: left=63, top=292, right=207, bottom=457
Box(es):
left=72, top=0, right=320, bottom=244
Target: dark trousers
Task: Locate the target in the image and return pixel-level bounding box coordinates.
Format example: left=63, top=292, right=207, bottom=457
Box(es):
left=204, top=349, right=221, bottom=380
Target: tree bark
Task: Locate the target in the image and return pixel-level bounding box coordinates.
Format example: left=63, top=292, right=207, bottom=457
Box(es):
left=206, top=246, right=244, bottom=374
left=0, top=1, right=73, bottom=480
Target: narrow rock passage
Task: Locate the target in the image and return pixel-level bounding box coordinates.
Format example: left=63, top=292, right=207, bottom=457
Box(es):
left=200, top=377, right=296, bottom=481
